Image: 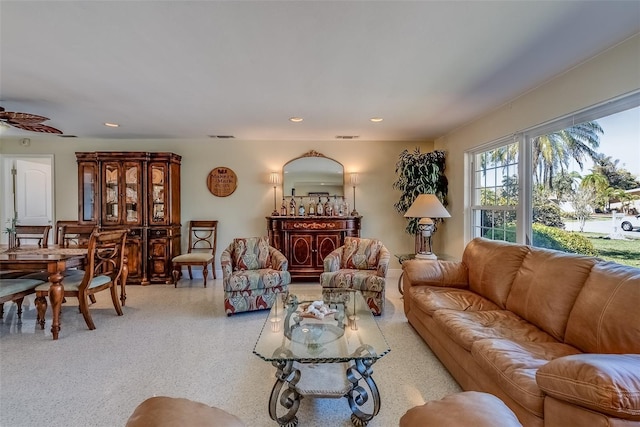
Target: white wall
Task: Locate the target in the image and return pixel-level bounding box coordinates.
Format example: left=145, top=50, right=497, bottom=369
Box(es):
left=0, top=137, right=433, bottom=273
left=435, top=34, right=640, bottom=259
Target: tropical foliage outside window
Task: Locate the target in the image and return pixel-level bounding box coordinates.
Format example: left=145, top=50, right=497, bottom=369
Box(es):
left=470, top=94, right=640, bottom=267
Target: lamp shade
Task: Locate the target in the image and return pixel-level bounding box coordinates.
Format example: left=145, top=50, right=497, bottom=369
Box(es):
left=404, top=194, right=450, bottom=219
left=350, top=172, right=359, bottom=186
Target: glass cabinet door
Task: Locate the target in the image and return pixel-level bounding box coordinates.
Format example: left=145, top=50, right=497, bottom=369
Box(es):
left=123, top=162, right=142, bottom=225
left=149, top=163, right=167, bottom=225
left=79, top=162, right=97, bottom=223
left=103, top=162, right=120, bottom=225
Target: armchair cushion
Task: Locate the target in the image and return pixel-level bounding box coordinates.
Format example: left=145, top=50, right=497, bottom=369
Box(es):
left=340, top=236, right=385, bottom=270
left=224, top=269, right=290, bottom=292
left=230, top=237, right=271, bottom=271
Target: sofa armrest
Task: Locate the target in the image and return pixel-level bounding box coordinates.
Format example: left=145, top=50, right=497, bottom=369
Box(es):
left=402, top=259, right=469, bottom=289
left=536, top=354, right=640, bottom=421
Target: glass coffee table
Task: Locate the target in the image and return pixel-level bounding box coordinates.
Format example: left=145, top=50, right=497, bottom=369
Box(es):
left=253, top=289, right=390, bottom=426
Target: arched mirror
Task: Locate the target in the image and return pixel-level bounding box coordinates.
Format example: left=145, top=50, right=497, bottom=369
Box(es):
left=283, top=150, right=344, bottom=197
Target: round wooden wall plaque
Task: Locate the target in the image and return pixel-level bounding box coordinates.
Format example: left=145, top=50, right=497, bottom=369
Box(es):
left=207, top=167, right=238, bottom=197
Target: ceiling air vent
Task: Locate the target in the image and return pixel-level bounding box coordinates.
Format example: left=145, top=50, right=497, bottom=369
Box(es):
left=57, top=134, right=77, bottom=138
left=335, top=135, right=359, bottom=139
left=208, top=135, right=235, bottom=139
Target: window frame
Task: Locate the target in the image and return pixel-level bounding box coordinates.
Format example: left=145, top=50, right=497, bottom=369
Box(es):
left=466, top=90, right=640, bottom=247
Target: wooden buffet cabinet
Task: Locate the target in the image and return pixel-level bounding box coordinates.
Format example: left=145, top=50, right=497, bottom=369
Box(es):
left=267, top=216, right=361, bottom=281
left=76, top=152, right=181, bottom=285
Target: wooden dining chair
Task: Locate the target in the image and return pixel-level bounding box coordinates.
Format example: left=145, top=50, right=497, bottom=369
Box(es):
left=15, top=225, right=52, bottom=248
left=54, top=220, right=79, bottom=245
left=59, top=224, right=96, bottom=248
left=34, top=229, right=128, bottom=331
left=172, top=220, right=218, bottom=288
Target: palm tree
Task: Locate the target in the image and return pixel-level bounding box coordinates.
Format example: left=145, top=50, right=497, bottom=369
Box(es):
left=581, top=171, right=610, bottom=212
left=532, top=121, right=603, bottom=189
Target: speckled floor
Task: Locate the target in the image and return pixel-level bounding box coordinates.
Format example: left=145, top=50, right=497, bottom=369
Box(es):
left=0, top=271, right=460, bottom=427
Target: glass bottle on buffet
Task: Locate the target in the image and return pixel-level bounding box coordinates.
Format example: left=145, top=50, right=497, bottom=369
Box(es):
left=333, top=196, right=340, bottom=216
left=338, top=196, right=344, bottom=216
left=280, top=197, right=287, bottom=216
left=289, top=196, right=297, bottom=216
left=298, top=197, right=305, bottom=216
left=316, top=197, right=324, bottom=216
left=308, top=198, right=315, bottom=215
left=324, top=197, right=333, bottom=216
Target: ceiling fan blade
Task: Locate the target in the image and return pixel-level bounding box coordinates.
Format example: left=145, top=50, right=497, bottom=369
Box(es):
left=0, top=111, right=50, bottom=124
left=10, top=122, right=63, bottom=134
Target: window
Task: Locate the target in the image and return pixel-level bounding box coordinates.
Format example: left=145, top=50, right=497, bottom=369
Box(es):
left=471, top=140, right=520, bottom=242
left=468, top=91, right=640, bottom=256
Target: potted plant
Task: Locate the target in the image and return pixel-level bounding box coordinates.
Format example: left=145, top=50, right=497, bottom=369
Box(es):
left=393, top=148, right=448, bottom=235
left=4, top=217, right=17, bottom=249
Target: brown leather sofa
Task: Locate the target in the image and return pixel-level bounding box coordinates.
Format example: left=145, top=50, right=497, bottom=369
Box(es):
left=402, top=237, right=640, bottom=427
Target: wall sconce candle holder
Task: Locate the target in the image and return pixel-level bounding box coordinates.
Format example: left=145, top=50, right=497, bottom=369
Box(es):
left=269, top=172, right=280, bottom=216
left=350, top=173, right=359, bottom=216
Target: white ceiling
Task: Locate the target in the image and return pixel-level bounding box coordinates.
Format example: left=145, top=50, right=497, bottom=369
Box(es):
left=1, top=1, right=639, bottom=141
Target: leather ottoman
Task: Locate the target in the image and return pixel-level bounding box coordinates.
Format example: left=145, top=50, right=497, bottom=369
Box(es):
left=126, top=396, right=245, bottom=427
left=400, top=391, right=523, bottom=427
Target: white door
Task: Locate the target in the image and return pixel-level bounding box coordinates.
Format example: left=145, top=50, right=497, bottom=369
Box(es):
left=1, top=156, right=54, bottom=244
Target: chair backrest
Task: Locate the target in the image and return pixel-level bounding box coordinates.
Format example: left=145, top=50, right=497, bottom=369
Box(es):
left=15, top=225, right=52, bottom=248
left=340, top=236, right=386, bottom=270
left=81, top=229, right=128, bottom=291
left=229, top=236, right=271, bottom=270
left=187, top=220, right=218, bottom=255
left=54, top=220, right=79, bottom=245
left=59, top=224, right=96, bottom=248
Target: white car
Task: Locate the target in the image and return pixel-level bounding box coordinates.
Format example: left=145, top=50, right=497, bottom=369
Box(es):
left=621, top=215, right=640, bottom=232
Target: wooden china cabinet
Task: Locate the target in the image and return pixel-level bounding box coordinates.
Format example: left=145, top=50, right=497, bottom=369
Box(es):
left=76, top=152, right=181, bottom=285
left=267, top=216, right=361, bottom=281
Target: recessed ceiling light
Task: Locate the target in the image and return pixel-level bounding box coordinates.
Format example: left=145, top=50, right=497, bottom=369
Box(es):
left=104, top=122, right=120, bottom=128
left=289, top=117, right=303, bottom=123
left=369, top=117, right=383, bottom=122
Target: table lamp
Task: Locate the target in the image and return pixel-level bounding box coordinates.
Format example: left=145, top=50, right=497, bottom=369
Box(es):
left=404, top=194, right=450, bottom=259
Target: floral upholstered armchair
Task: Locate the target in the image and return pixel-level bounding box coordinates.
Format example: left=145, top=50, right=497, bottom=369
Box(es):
left=221, top=236, right=291, bottom=315
left=320, top=236, right=390, bottom=315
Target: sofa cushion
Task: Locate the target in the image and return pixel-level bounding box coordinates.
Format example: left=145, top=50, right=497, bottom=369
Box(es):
left=409, top=286, right=500, bottom=316
left=432, top=309, right=557, bottom=351
left=506, top=248, right=596, bottom=342
left=340, top=237, right=383, bottom=270
left=472, top=339, right=581, bottom=417
left=564, top=261, right=640, bottom=354
left=536, top=354, right=640, bottom=420
left=463, top=238, right=529, bottom=309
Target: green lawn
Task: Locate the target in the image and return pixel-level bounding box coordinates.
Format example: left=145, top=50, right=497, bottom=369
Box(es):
left=583, top=233, right=640, bottom=268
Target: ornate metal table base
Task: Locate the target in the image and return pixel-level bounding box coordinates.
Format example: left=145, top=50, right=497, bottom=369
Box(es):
left=268, top=346, right=381, bottom=427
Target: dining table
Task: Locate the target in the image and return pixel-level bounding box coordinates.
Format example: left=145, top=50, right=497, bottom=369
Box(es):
left=0, top=245, right=88, bottom=340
